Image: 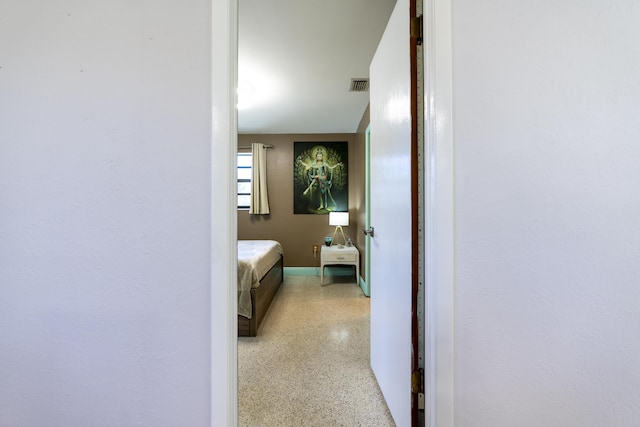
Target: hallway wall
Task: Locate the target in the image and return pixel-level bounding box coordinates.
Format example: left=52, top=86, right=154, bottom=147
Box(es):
left=451, top=1, right=640, bottom=425
left=0, top=1, right=214, bottom=424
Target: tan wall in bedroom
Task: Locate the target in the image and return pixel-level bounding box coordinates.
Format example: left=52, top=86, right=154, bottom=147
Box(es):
left=237, top=133, right=363, bottom=268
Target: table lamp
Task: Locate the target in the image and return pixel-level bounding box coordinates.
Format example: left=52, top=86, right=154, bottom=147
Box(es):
left=329, top=212, right=349, bottom=246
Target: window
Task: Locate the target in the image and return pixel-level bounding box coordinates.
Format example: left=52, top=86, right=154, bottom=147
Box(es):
left=237, top=153, right=252, bottom=209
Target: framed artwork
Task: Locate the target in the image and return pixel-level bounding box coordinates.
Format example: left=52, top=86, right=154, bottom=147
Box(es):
left=293, top=141, right=348, bottom=214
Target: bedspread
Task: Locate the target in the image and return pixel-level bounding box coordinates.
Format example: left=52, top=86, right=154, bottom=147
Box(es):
left=238, top=240, right=283, bottom=318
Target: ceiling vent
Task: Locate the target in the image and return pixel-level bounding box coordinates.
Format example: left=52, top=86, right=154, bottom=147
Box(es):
left=349, top=78, right=369, bottom=92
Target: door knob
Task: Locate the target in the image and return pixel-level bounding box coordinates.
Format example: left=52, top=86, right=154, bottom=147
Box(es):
left=362, top=227, right=375, bottom=237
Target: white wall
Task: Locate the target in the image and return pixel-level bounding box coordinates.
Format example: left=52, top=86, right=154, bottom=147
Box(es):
left=452, top=1, right=640, bottom=426
left=0, top=1, right=220, bottom=425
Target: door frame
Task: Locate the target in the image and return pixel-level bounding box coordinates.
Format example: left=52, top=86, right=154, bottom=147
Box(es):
left=423, top=0, right=455, bottom=426
left=410, top=0, right=421, bottom=423
left=210, top=0, right=456, bottom=425
left=211, top=0, right=238, bottom=425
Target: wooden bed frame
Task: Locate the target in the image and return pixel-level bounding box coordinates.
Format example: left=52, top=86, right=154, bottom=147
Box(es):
left=237, top=255, right=284, bottom=337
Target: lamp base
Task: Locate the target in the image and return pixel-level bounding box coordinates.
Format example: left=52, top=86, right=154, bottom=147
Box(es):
left=330, top=225, right=347, bottom=246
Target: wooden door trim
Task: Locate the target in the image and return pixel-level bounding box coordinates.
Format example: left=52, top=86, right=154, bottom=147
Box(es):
left=409, top=0, right=421, bottom=425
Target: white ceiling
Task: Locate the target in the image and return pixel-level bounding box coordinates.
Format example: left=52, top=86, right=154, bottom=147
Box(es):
left=238, top=0, right=396, bottom=134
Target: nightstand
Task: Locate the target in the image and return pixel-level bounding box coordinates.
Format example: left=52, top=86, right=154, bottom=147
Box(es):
left=320, top=245, right=359, bottom=285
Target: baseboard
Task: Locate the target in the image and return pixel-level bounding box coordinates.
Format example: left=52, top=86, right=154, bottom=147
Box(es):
left=284, top=266, right=358, bottom=277
left=285, top=267, right=367, bottom=295
left=284, top=267, right=318, bottom=276
left=359, top=276, right=370, bottom=297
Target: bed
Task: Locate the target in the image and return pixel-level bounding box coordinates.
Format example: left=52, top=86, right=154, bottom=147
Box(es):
left=238, top=240, right=284, bottom=337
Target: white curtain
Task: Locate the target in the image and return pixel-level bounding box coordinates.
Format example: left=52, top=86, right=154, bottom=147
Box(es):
left=249, top=143, right=270, bottom=214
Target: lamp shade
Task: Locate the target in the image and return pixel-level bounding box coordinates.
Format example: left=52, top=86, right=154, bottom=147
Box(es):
left=329, top=211, right=349, bottom=226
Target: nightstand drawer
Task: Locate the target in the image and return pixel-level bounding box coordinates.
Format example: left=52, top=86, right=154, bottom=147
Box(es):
left=323, top=252, right=357, bottom=262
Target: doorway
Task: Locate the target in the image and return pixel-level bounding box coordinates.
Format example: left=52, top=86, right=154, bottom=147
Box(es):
left=238, top=1, right=395, bottom=426
left=213, top=0, right=455, bottom=425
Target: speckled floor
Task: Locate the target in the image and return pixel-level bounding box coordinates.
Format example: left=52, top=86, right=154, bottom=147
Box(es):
left=238, top=274, right=396, bottom=427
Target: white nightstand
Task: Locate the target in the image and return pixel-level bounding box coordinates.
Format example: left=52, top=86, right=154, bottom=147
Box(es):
left=320, top=245, right=359, bottom=285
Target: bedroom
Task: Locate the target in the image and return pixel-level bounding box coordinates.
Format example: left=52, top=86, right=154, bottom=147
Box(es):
left=235, top=0, right=399, bottom=424
left=235, top=0, right=396, bottom=335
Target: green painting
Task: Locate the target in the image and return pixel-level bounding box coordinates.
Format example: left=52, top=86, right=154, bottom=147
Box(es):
left=293, top=142, right=348, bottom=214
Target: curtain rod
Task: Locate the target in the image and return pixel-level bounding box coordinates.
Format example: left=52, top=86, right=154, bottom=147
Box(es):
left=238, top=144, right=274, bottom=149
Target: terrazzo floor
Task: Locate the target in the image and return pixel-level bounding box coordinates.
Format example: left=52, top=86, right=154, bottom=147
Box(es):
left=238, top=274, right=396, bottom=427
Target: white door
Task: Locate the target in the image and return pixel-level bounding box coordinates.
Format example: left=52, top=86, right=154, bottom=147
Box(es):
left=369, top=0, right=412, bottom=425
